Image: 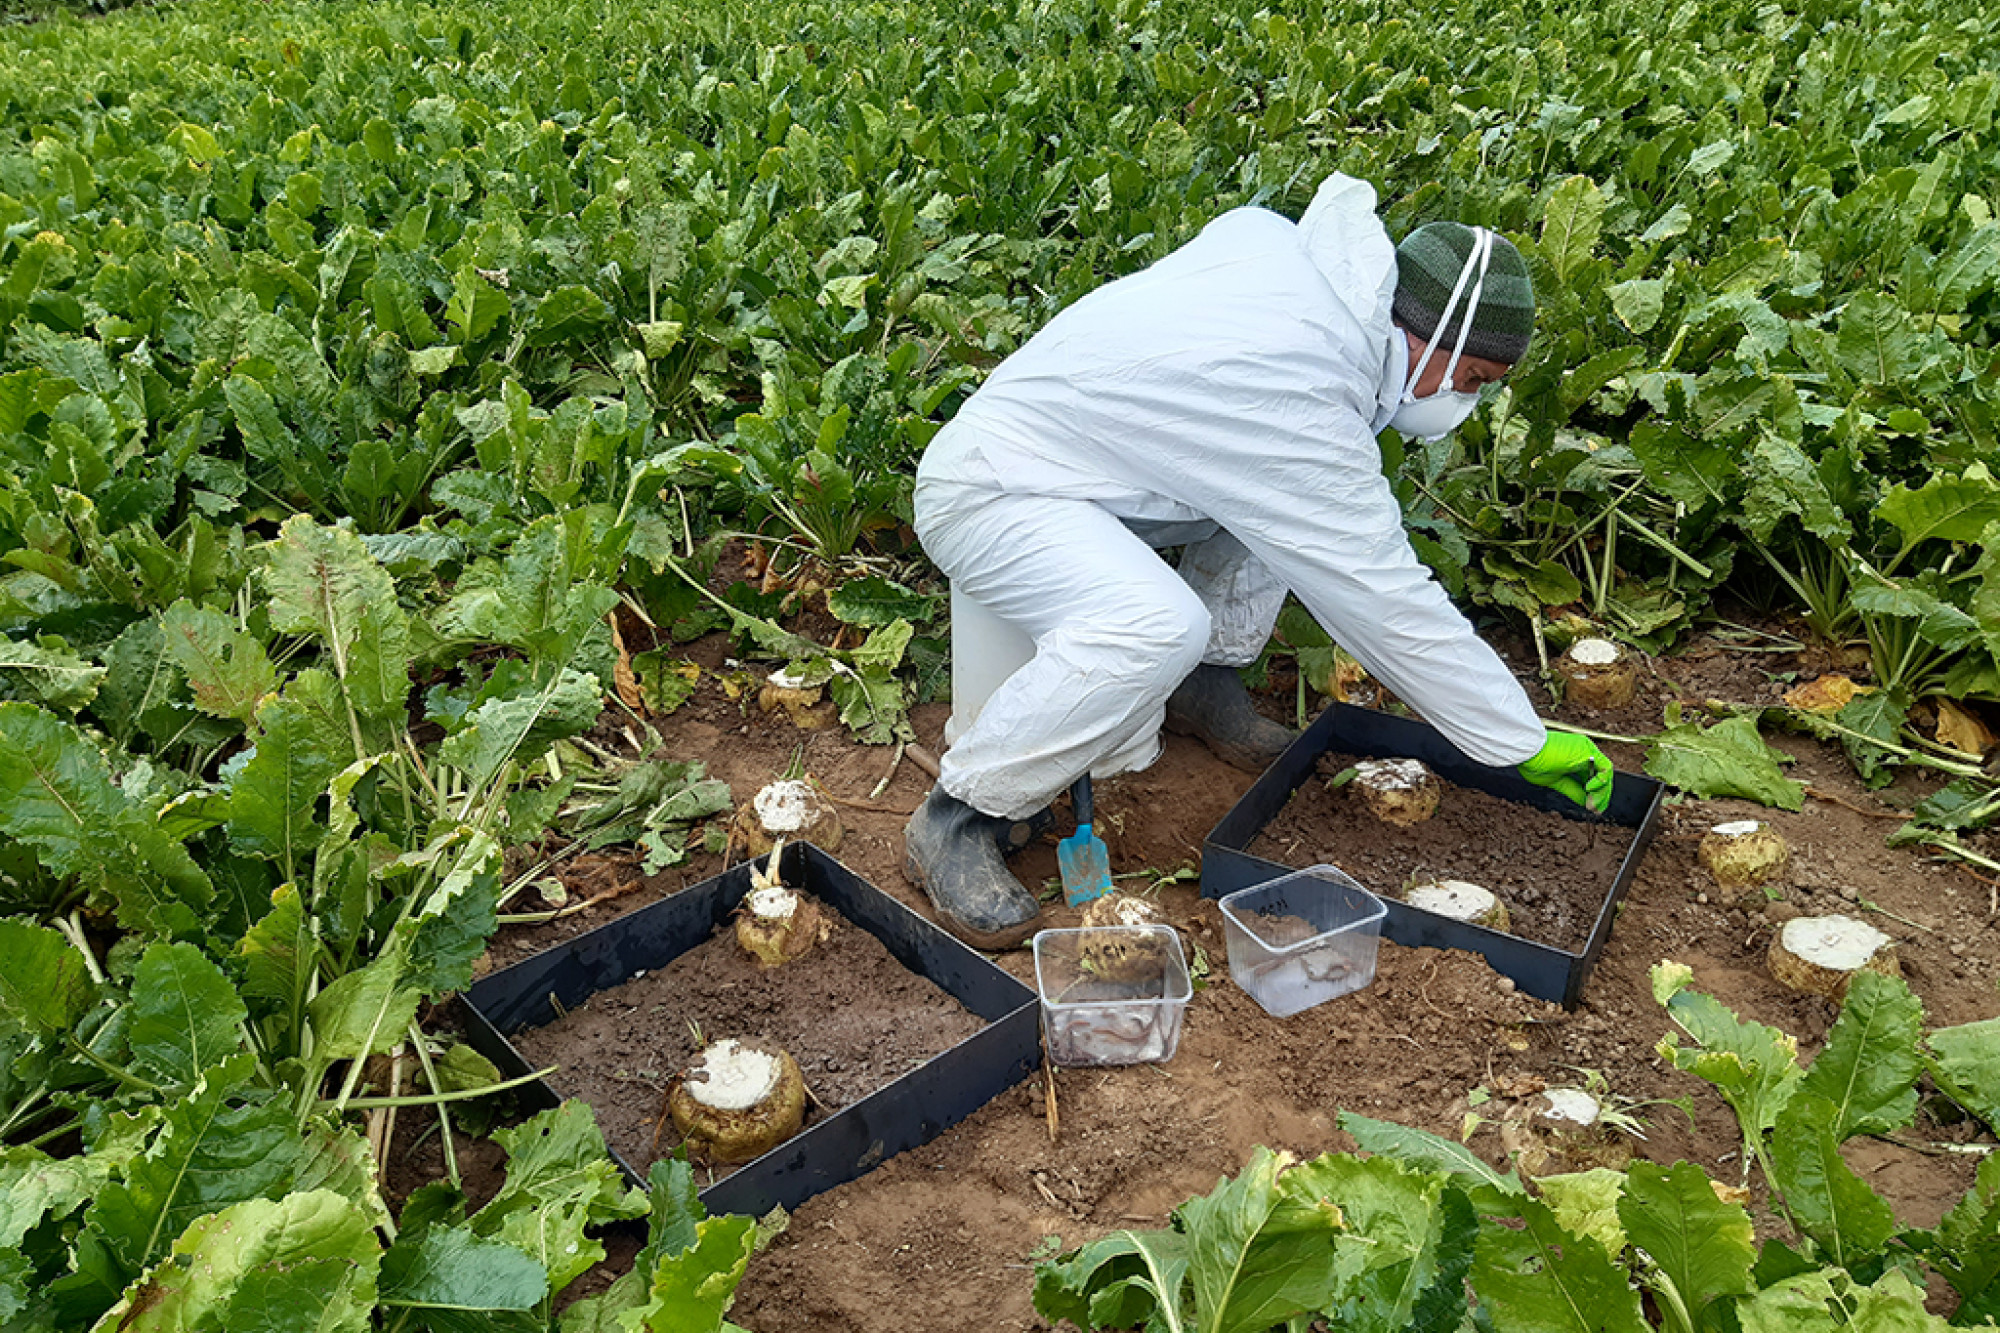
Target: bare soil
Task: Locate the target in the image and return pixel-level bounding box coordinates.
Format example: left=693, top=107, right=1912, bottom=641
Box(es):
left=395, top=612, right=2000, bottom=1332
left=1249, top=751, right=1639, bottom=952
left=509, top=905, right=986, bottom=1181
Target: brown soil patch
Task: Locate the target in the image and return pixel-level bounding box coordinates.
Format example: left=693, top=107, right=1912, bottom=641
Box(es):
left=396, top=624, right=2000, bottom=1332
left=1247, top=751, right=1639, bottom=952
left=510, top=905, right=985, bottom=1181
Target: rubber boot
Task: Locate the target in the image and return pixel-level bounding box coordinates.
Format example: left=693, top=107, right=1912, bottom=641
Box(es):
left=1165, top=663, right=1299, bottom=773
left=996, top=806, right=1054, bottom=855
left=903, top=786, right=1043, bottom=949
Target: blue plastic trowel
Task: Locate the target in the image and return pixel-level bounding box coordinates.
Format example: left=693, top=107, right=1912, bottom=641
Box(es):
left=1057, top=774, right=1115, bottom=907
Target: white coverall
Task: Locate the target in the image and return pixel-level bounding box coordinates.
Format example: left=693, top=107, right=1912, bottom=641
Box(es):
left=915, top=173, right=1545, bottom=821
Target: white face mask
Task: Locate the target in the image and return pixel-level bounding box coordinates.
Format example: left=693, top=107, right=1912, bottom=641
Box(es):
left=1387, top=227, right=1494, bottom=442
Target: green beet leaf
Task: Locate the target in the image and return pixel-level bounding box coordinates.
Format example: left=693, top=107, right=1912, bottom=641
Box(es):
left=262, top=516, right=413, bottom=721
left=475, top=1103, right=645, bottom=1297
left=226, top=671, right=350, bottom=876
left=1338, top=1112, right=1526, bottom=1212
left=1877, top=464, right=2000, bottom=556
left=0, top=635, right=105, bottom=713
left=102, top=1189, right=379, bottom=1333
left=307, top=939, right=421, bottom=1066
left=1537, top=1168, right=1628, bottom=1258
left=1796, top=971, right=1923, bottom=1141
left=1644, top=711, right=1805, bottom=810
left=1618, top=1161, right=1755, bottom=1333
left=126, top=940, right=249, bottom=1092
left=1471, top=1196, right=1648, bottom=1333
left=82, top=1056, right=300, bottom=1296
left=1286, top=1153, right=1473, bottom=1333
left=0, top=702, right=211, bottom=935
left=379, top=1225, right=548, bottom=1329
left=825, top=575, right=942, bottom=627
left=1925, top=1016, right=2000, bottom=1134
left=1180, top=1146, right=1356, bottom=1332
left=1652, top=962, right=1803, bottom=1161
left=0, top=918, right=96, bottom=1036
left=158, top=600, right=276, bottom=726
left=1769, top=1093, right=1899, bottom=1271
left=438, top=668, right=603, bottom=791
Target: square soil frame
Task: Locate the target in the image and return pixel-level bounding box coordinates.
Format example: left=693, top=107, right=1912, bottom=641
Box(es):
left=1203, top=704, right=1664, bottom=1009
left=460, top=842, right=1040, bottom=1217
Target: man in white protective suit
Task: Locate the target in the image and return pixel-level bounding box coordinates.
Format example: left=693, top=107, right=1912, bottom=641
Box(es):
left=902, top=173, right=1615, bottom=948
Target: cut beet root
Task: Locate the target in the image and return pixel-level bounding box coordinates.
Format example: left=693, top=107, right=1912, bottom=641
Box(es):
left=736, top=777, right=843, bottom=857
left=669, top=1039, right=807, bottom=1163
left=1499, top=1088, right=1633, bottom=1175
left=1077, top=894, right=1170, bottom=984
left=758, top=668, right=828, bottom=729
left=734, top=868, right=831, bottom=968
left=1554, top=637, right=1638, bottom=712
left=1767, top=913, right=1899, bottom=999
left=1353, top=758, right=1439, bottom=826
left=1698, top=820, right=1790, bottom=895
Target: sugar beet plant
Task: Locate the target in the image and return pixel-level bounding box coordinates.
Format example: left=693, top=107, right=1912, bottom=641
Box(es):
left=1036, top=966, right=2000, bottom=1332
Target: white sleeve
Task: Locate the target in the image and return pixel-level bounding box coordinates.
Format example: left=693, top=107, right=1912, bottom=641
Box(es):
left=1176, top=403, right=1547, bottom=769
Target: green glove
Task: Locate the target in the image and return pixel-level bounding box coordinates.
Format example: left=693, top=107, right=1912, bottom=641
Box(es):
left=1518, top=731, right=1614, bottom=814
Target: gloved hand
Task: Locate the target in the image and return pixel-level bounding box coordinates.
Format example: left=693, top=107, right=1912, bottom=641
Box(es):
left=1518, top=731, right=1614, bottom=814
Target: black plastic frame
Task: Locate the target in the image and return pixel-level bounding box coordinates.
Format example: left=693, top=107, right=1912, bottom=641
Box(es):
left=460, top=843, right=1040, bottom=1217
left=1203, top=704, right=1664, bottom=1009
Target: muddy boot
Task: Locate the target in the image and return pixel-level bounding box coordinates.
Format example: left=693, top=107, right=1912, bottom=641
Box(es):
left=1165, top=663, right=1299, bottom=773
left=903, top=787, right=1043, bottom=949
left=996, top=805, right=1054, bottom=855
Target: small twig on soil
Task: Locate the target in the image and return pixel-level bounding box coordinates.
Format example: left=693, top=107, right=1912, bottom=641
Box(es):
left=1858, top=899, right=1935, bottom=934
left=869, top=742, right=905, bottom=801
left=1042, top=1039, right=1060, bottom=1145
left=1953, top=863, right=2000, bottom=918
left=1880, top=1134, right=1993, bottom=1158
left=906, top=744, right=942, bottom=781
left=1805, top=787, right=1907, bottom=820
left=498, top=875, right=644, bottom=926
left=1030, top=1174, right=1064, bottom=1210
left=817, top=789, right=919, bottom=816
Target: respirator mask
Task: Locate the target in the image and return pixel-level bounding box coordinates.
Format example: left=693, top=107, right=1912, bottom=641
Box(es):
left=1388, top=227, right=1494, bottom=442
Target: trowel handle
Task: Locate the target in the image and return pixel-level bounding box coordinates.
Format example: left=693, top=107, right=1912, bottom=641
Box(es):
left=1071, top=774, right=1093, bottom=829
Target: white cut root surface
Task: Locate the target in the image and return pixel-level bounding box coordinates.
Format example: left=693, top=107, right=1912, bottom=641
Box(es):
left=685, top=1039, right=782, bottom=1112
left=1712, top=820, right=1762, bottom=838
left=1356, top=758, right=1429, bottom=790
left=1540, top=1089, right=1601, bottom=1127
left=755, top=780, right=818, bottom=833
left=1568, top=638, right=1622, bottom=667
left=1768, top=913, right=1899, bottom=999
left=747, top=886, right=799, bottom=921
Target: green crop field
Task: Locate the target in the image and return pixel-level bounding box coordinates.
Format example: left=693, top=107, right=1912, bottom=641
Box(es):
left=3, top=0, right=2000, bottom=1325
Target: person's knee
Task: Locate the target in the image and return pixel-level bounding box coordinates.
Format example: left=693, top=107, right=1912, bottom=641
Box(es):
left=1097, top=586, right=1210, bottom=688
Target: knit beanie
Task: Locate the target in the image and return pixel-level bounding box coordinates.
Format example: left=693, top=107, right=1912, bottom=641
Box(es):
left=1392, top=222, right=1535, bottom=365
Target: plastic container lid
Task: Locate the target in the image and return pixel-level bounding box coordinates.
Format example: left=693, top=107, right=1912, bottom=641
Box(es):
left=1032, top=925, right=1191, bottom=1067
left=1220, top=866, right=1386, bottom=1018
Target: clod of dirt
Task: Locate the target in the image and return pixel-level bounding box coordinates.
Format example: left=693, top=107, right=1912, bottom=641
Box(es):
left=1554, top=637, right=1637, bottom=712
left=1354, top=758, right=1439, bottom=826
left=759, top=668, right=829, bottom=729
left=1698, top=820, right=1790, bottom=897
left=736, top=880, right=831, bottom=967
left=1768, top=913, right=1900, bottom=1000
left=1498, top=1088, right=1633, bottom=1176
left=736, top=777, right=843, bottom=857
left=1078, top=895, right=1169, bottom=984
left=1406, top=879, right=1512, bottom=933
left=669, top=1038, right=807, bottom=1163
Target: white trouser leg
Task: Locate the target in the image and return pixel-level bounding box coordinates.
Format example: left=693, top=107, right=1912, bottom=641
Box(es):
left=917, top=482, right=1212, bottom=821
left=1176, top=528, right=1290, bottom=668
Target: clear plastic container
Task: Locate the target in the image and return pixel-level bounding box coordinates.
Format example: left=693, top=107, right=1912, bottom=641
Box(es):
left=1220, top=867, right=1386, bottom=1017
left=1032, top=926, right=1191, bottom=1067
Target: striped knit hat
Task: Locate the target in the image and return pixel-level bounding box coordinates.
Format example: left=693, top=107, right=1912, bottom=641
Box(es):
left=1392, top=223, right=1535, bottom=365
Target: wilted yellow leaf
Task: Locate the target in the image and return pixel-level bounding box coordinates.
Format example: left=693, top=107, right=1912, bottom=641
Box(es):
left=1783, top=674, right=1869, bottom=713
left=1936, top=698, right=1995, bottom=756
